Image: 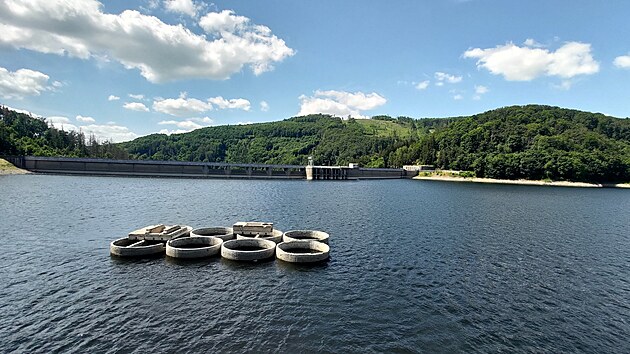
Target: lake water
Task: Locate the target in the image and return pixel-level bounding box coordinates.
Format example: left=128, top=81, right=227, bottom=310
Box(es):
left=1, top=175, right=629, bottom=353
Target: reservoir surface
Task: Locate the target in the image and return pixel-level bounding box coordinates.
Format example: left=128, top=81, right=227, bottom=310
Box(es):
left=1, top=175, right=629, bottom=353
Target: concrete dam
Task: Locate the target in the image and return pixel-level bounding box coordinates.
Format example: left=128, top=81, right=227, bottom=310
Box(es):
left=3, top=156, right=416, bottom=180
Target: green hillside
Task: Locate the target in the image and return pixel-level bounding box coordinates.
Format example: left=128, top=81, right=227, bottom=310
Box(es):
left=0, top=105, right=128, bottom=159
left=2, top=104, right=630, bottom=183
left=121, top=114, right=425, bottom=167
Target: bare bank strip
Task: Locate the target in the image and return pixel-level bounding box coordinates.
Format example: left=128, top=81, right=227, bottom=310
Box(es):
left=414, top=174, right=630, bottom=189
left=0, top=158, right=30, bottom=175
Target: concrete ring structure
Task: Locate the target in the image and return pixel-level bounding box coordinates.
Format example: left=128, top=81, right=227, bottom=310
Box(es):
left=221, top=238, right=276, bottom=261
left=236, top=229, right=283, bottom=243
left=276, top=240, right=330, bottom=263
left=282, top=230, right=329, bottom=244
left=190, top=227, right=235, bottom=241
left=166, top=236, right=223, bottom=259
left=110, top=237, right=165, bottom=257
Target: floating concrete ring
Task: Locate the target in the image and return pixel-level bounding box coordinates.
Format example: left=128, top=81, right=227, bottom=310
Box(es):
left=236, top=229, right=283, bottom=243
left=282, top=230, right=329, bottom=244
left=166, top=236, right=223, bottom=259
left=110, top=237, right=165, bottom=257
left=190, top=227, right=235, bottom=241
left=276, top=240, right=330, bottom=263
left=221, top=238, right=276, bottom=261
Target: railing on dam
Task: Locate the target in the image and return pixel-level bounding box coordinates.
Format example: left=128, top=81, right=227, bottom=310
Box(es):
left=2, top=156, right=417, bottom=180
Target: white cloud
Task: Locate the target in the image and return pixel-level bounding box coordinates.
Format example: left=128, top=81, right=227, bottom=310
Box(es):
left=464, top=41, right=599, bottom=81
left=153, top=95, right=211, bottom=116
left=435, top=72, right=463, bottom=84
left=128, top=93, right=145, bottom=100
left=46, top=115, right=137, bottom=142
left=152, top=93, right=250, bottom=116
left=260, top=101, right=269, bottom=112
left=157, top=116, right=212, bottom=134
left=76, top=115, right=95, bottom=123
left=453, top=94, right=463, bottom=100
left=81, top=123, right=138, bottom=142
left=0, top=1, right=295, bottom=83
left=0, top=67, right=54, bottom=99
left=298, top=90, right=387, bottom=119
left=474, top=85, right=489, bottom=94
left=208, top=96, right=251, bottom=111
left=613, top=55, right=630, bottom=69
left=123, top=102, right=150, bottom=112
left=415, top=80, right=430, bottom=90
left=108, top=95, right=120, bottom=101
left=164, top=0, right=200, bottom=17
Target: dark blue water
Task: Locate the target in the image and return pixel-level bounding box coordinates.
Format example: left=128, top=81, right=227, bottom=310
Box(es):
left=0, top=175, right=629, bottom=353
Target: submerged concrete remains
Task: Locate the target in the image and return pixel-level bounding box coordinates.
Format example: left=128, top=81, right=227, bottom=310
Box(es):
left=166, top=236, right=223, bottom=259
left=110, top=222, right=331, bottom=264
left=276, top=240, right=330, bottom=263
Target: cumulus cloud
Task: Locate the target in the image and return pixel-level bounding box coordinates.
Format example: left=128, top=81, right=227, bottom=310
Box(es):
left=464, top=41, right=599, bottom=81
left=46, top=115, right=137, bottom=142
left=298, top=90, right=387, bottom=119
left=473, top=85, right=489, bottom=100
left=158, top=116, right=212, bottom=134
left=0, top=1, right=295, bottom=83
left=260, top=101, right=269, bottom=112
left=153, top=92, right=251, bottom=117
left=164, top=0, right=201, bottom=17
left=435, top=72, right=463, bottom=85
left=0, top=66, right=55, bottom=99
left=108, top=95, right=120, bottom=101
left=208, top=96, right=251, bottom=111
left=76, top=115, right=95, bottom=123
left=128, top=93, right=145, bottom=100
left=415, top=80, right=430, bottom=90
left=123, top=102, right=150, bottom=112
left=613, top=55, right=630, bottom=69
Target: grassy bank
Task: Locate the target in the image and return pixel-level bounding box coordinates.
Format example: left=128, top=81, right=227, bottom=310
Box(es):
left=413, top=171, right=630, bottom=188
left=0, top=158, right=29, bottom=175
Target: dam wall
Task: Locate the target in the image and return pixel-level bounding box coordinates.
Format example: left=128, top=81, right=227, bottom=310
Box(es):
left=3, top=156, right=416, bottom=180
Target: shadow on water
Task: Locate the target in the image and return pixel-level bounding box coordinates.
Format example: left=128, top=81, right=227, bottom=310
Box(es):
left=109, top=253, right=165, bottom=265
left=275, top=258, right=330, bottom=272
left=164, top=255, right=220, bottom=267
left=218, top=256, right=276, bottom=270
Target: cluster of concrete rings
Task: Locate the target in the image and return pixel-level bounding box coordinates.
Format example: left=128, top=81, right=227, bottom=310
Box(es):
left=190, top=227, right=235, bottom=241
left=110, top=237, right=165, bottom=257
left=282, top=230, right=329, bottom=244
left=236, top=229, right=283, bottom=243
left=221, top=238, right=277, bottom=261
left=275, top=240, right=330, bottom=263
left=166, top=236, right=223, bottom=259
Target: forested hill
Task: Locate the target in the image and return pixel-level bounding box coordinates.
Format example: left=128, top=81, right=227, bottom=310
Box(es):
left=121, top=105, right=630, bottom=183
left=3, top=104, right=630, bottom=183
left=0, top=106, right=128, bottom=159
left=121, top=114, right=429, bottom=167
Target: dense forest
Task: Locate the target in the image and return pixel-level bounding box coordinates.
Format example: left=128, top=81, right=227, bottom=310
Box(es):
left=2, top=104, right=630, bottom=183
left=0, top=106, right=128, bottom=159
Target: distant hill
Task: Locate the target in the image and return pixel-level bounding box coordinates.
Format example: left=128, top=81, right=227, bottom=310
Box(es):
left=0, top=105, right=128, bottom=159
left=2, top=104, right=629, bottom=183
left=120, top=114, right=427, bottom=167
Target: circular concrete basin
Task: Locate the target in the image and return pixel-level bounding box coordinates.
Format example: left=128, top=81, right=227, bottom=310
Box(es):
left=110, top=237, right=165, bottom=257
left=236, top=229, right=283, bottom=243
left=190, top=227, right=234, bottom=241
left=276, top=240, right=330, bottom=263
left=282, top=230, right=329, bottom=244
left=221, top=238, right=276, bottom=261
left=166, top=236, right=223, bottom=259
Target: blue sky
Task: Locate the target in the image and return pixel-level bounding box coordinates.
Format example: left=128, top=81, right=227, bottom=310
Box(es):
left=1, top=0, right=629, bottom=142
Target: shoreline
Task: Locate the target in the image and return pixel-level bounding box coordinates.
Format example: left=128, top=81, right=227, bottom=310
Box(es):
left=0, top=158, right=30, bottom=175
left=413, top=175, right=630, bottom=189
